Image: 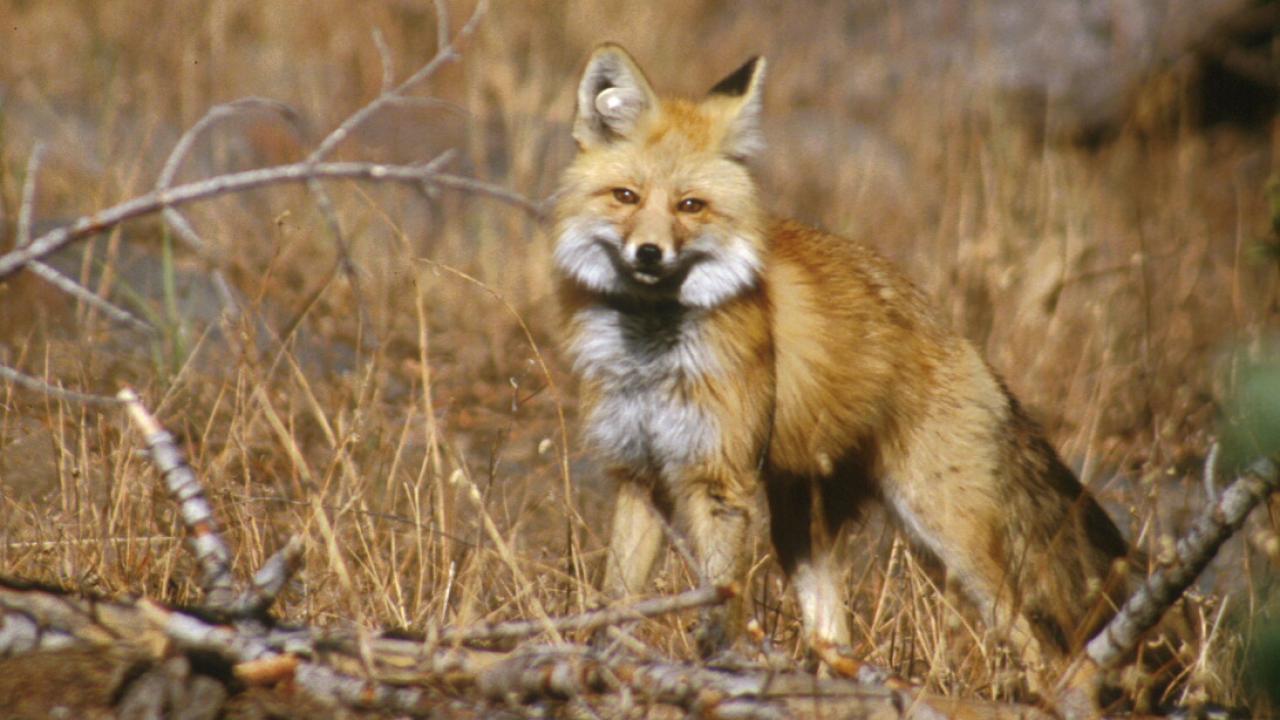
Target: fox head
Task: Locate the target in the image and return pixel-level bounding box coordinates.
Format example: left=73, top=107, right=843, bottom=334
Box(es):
left=554, top=44, right=767, bottom=309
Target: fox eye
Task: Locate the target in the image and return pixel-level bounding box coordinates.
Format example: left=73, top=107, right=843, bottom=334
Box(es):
left=677, top=198, right=707, bottom=213
left=612, top=188, right=640, bottom=204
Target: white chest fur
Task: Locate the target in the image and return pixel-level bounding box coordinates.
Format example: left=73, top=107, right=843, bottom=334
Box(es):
left=570, top=305, right=721, bottom=478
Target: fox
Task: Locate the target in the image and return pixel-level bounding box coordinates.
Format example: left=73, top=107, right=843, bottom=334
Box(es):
left=554, top=43, right=1132, bottom=690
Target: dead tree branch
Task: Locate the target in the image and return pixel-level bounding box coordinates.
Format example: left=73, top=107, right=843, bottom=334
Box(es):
left=0, top=0, right=538, bottom=414
left=416, top=585, right=730, bottom=647
left=119, top=388, right=237, bottom=608
left=307, top=0, right=487, bottom=164
left=1089, top=455, right=1279, bottom=669
left=297, top=0, right=487, bottom=330
left=0, top=161, right=543, bottom=282
left=230, top=534, right=306, bottom=617
left=16, top=143, right=155, bottom=334
left=0, top=365, right=123, bottom=407
left=1, top=361, right=1054, bottom=719
left=1056, top=455, right=1280, bottom=716
left=0, top=577, right=1049, bottom=719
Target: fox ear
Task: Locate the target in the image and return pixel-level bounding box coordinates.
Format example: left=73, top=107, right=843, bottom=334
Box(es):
left=573, top=44, right=658, bottom=149
left=707, top=56, right=766, bottom=161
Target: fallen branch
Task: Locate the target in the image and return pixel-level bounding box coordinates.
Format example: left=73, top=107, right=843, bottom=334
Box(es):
left=384, top=584, right=730, bottom=648
left=230, top=534, right=306, bottom=618
left=1088, top=456, right=1279, bottom=669
left=1056, top=455, right=1280, bottom=717
left=0, top=355, right=1058, bottom=719
left=119, top=388, right=237, bottom=609
left=0, top=577, right=1049, bottom=719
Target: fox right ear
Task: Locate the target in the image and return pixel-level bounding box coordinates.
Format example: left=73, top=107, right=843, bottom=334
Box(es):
left=573, top=44, right=658, bottom=149
left=706, top=56, right=766, bottom=161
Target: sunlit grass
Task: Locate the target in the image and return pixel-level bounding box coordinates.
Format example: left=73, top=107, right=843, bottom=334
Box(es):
left=1, top=0, right=1276, bottom=712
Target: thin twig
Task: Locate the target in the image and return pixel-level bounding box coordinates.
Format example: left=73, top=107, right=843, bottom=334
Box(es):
left=433, top=584, right=733, bottom=645
left=308, top=0, right=486, bottom=164
left=294, top=0, right=487, bottom=336
left=1203, top=440, right=1220, bottom=502
left=19, top=262, right=156, bottom=334
left=372, top=28, right=395, bottom=93
left=0, top=364, right=122, bottom=406
left=433, top=0, right=451, bottom=56
left=157, top=97, right=304, bottom=257
left=157, top=96, right=307, bottom=244
left=157, top=96, right=305, bottom=325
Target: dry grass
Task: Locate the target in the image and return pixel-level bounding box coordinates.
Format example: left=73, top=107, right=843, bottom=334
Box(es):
left=1, top=0, right=1277, bottom=713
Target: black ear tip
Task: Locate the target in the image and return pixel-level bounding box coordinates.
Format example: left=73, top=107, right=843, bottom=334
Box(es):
left=709, top=56, right=763, bottom=97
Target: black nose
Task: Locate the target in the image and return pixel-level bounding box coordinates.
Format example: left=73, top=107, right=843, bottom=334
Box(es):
left=635, top=243, right=663, bottom=265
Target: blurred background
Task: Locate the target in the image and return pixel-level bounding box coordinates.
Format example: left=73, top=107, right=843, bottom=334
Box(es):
left=1, top=0, right=1277, bottom=711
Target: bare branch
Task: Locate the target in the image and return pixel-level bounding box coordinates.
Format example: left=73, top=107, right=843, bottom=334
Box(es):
left=159, top=98, right=304, bottom=197
left=1088, top=455, right=1279, bottom=670
left=155, top=97, right=307, bottom=326
left=15, top=140, right=157, bottom=333
left=228, top=535, right=305, bottom=617
left=308, top=0, right=486, bottom=164
left=0, top=161, right=543, bottom=281
left=118, top=388, right=236, bottom=608
left=432, top=584, right=732, bottom=646
left=157, top=97, right=304, bottom=257
left=0, top=363, right=123, bottom=406
left=1057, top=455, right=1280, bottom=717
left=287, top=0, right=488, bottom=322
left=18, top=261, right=156, bottom=334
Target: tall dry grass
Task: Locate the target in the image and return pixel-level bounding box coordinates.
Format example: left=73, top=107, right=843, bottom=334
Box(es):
left=1, top=0, right=1277, bottom=711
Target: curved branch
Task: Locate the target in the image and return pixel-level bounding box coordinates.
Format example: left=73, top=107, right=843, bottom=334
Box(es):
left=0, top=161, right=544, bottom=281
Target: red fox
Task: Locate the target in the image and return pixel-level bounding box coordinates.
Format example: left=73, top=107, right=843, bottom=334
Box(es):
left=554, top=44, right=1130, bottom=683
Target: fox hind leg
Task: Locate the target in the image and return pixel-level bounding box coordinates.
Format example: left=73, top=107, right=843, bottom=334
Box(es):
left=882, top=466, right=1058, bottom=690
left=765, top=475, right=854, bottom=650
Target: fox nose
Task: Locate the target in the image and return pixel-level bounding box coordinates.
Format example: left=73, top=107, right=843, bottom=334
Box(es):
left=635, top=243, right=663, bottom=266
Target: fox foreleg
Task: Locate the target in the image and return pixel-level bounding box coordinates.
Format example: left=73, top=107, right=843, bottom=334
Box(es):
left=669, top=473, right=755, bottom=657
left=602, top=475, right=667, bottom=599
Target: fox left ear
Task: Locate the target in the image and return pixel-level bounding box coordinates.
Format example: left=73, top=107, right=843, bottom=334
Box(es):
left=573, top=44, right=658, bottom=149
left=707, top=56, right=766, bottom=161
